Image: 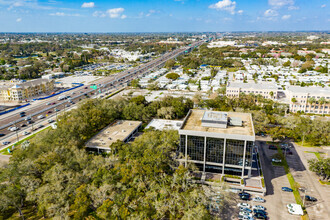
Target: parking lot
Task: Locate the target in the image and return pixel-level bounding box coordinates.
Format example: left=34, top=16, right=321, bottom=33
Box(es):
left=256, top=140, right=329, bottom=220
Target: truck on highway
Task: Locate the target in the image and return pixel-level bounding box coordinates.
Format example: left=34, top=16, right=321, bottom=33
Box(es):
left=58, top=95, right=66, bottom=100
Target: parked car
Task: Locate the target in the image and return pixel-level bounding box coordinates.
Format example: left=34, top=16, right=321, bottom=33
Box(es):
left=254, top=212, right=267, bottom=219
left=239, top=211, right=252, bottom=217
left=48, top=119, right=55, bottom=123
left=37, top=125, right=44, bottom=128
left=238, top=215, right=254, bottom=220
left=252, top=196, right=265, bottom=203
left=25, top=116, right=31, bottom=121
left=272, top=158, right=282, bottom=163
left=46, top=102, right=51, bottom=105
left=20, top=114, right=26, bottom=117
left=237, top=203, right=251, bottom=208
left=305, top=195, right=317, bottom=202
left=37, top=115, right=44, bottom=119
left=240, top=207, right=252, bottom=213
left=21, top=124, right=27, bottom=127
left=252, top=205, right=266, bottom=211
left=27, top=120, right=34, bottom=124
left=55, top=108, right=60, bottom=112
left=239, top=192, right=251, bottom=197
left=8, top=127, right=18, bottom=131
left=240, top=195, right=250, bottom=201
left=253, top=209, right=267, bottom=215
left=282, top=187, right=293, bottom=192
left=0, top=133, right=5, bottom=137
left=2, top=141, right=10, bottom=145
left=47, top=111, right=52, bottom=114
left=20, top=111, right=26, bottom=115
left=23, top=131, right=30, bottom=135
left=65, top=104, right=70, bottom=107
left=268, top=145, right=277, bottom=150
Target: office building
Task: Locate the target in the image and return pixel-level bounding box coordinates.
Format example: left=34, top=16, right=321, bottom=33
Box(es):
left=226, top=82, right=278, bottom=99
left=0, top=78, right=54, bottom=102
left=178, top=110, right=255, bottom=178
left=287, top=86, right=330, bottom=114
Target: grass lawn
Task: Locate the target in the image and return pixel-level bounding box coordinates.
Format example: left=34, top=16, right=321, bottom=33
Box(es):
left=0, top=127, right=51, bottom=155
left=295, top=141, right=317, bottom=148
left=304, top=151, right=325, bottom=160
left=319, top=180, right=330, bottom=185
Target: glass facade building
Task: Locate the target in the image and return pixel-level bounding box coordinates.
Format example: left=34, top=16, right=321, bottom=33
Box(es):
left=178, top=110, right=255, bottom=178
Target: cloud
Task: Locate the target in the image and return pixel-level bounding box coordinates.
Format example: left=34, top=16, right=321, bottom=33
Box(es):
left=81, top=2, right=95, bottom=8
left=3, top=0, right=54, bottom=10
left=93, top=8, right=126, bottom=19
left=264, top=9, right=278, bottom=17
left=268, top=0, right=294, bottom=8
left=146, top=9, right=159, bottom=17
left=209, top=0, right=237, bottom=15
left=50, top=12, right=80, bottom=16
left=237, top=10, right=243, bottom=15
left=282, top=14, right=291, bottom=20
left=107, top=8, right=125, bottom=18
left=321, top=4, right=326, bottom=8
left=16, top=18, right=22, bottom=22
left=288, top=6, right=299, bottom=10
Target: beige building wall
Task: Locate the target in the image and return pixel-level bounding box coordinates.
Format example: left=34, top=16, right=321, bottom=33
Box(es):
left=226, top=82, right=278, bottom=99
left=0, top=79, right=54, bottom=102
left=287, top=86, right=330, bottom=114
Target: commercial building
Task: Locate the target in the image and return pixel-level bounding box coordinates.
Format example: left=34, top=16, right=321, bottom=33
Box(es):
left=0, top=78, right=54, bottom=102
left=146, top=119, right=183, bottom=131
left=86, top=120, right=142, bottom=153
left=287, top=86, right=330, bottom=114
left=178, top=110, right=255, bottom=178
left=226, top=82, right=278, bottom=99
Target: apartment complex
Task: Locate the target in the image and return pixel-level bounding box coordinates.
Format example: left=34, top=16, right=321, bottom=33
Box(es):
left=178, top=110, right=255, bottom=178
left=0, top=78, right=54, bottom=101
left=226, top=82, right=278, bottom=99
left=287, top=86, right=330, bottom=114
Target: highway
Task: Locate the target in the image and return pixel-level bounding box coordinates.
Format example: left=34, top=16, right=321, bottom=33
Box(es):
left=0, top=40, right=204, bottom=148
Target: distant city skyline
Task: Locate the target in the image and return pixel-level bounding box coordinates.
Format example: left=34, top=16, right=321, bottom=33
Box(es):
left=0, top=0, right=329, bottom=32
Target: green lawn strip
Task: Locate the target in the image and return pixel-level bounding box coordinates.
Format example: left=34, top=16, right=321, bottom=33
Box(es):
left=303, top=151, right=324, bottom=160
left=0, top=127, right=51, bottom=155
left=277, top=147, right=306, bottom=211
left=295, top=141, right=317, bottom=148
left=319, top=180, right=330, bottom=185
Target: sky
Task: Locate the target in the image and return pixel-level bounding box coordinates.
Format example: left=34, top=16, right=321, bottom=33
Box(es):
left=0, top=0, right=329, bottom=32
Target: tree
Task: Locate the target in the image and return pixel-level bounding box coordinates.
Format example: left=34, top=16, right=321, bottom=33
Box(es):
left=283, top=60, right=291, bottom=67
left=164, top=59, right=175, bottom=69
left=130, top=79, right=140, bottom=88
left=291, top=97, right=297, bottom=103
left=166, top=72, right=180, bottom=80
left=308, top=158, right=330, bottom=181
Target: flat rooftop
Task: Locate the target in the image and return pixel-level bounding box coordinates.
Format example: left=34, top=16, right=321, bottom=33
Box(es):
left=181, top=110, right=254, bottom=137
left=145, top=119, right=183, bottom=131
left=86, top=120, right=141, bottom=149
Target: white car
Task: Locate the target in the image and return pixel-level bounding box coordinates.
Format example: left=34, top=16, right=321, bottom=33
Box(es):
left=239, top=211, right=252, bottom=217
left=272, top=158, right=282, bottom=163
left=237, top=203, right=251, bottom=208
left=238, top=215, right=255, bottom=220
left=9, top=127, right=18, bottom=132
left=252, top=196, right=265, bottom=203
left=23, top=131, right=30, bottom=135
left=37, top=115, right=45, bottom=119
left=252, top=205, right=266, bottom=211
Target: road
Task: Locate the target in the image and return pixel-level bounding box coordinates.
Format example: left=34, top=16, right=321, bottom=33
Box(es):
left=0, top=41, right=204, bottom=145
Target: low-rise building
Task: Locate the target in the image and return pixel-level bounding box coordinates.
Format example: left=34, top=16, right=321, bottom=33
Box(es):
left=178, top=110, right=255, bottom=178
left=226, top=82, right=278, bottom=99
left=0, top=78, right=54, bottom=102
left=287, top=86, right=330, bottom=114
left=86, top=120, right=142, bottom=153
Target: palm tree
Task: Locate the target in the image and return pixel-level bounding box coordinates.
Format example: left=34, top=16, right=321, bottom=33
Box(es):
left=319, top=97, right=326, bottom=116
left=291, top=97, right=297, bottom=103
left=307, top=97, right=316, bottom=113
left=269, top=91, right=274, bottom=99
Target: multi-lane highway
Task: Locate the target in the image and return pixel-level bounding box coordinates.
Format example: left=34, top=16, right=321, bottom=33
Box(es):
left=0, top=41, right=204, bottom=148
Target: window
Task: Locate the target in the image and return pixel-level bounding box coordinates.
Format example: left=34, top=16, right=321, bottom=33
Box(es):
left=225, top=139, right=245, bottom=166
left=187, top=136, right=204, bottom=161
left=178, top=135, right=186, bottom=157
left=206, top=137, right=224, bottom=163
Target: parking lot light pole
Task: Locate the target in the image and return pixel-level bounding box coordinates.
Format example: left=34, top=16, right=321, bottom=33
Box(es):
left=302, top=188, right=307, bottom=207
